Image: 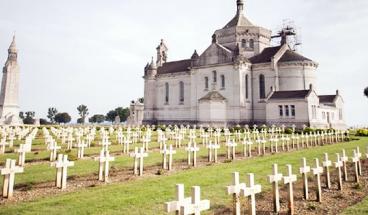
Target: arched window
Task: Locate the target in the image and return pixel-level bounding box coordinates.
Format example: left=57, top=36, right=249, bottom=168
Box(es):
left=212, top=71, right=217, bottom=83
left=249, top=39, right=254, bottom=49
left=259, top=74, right=265, bottom=99
left=221, top=75, right=225, bottom=89
left=205, top=77, right=209, bottom=90
left=179, top=81, right=184, bottom=103
left=245, top=74, right=249, bottom=99
left=165, top=82, right=169, bottom=104
left=241, top=39, right=247, bottom=48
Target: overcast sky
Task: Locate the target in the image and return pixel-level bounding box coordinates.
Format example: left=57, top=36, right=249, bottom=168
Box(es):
left=0, top=0, right=367, bottom=125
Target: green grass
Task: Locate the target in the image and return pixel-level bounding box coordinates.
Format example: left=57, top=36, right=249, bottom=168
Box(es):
left=0, top=137, right=366, bottom=215
left=0, top=135, right=266, bottom=187
left=342, top=196, right=368, bottom=214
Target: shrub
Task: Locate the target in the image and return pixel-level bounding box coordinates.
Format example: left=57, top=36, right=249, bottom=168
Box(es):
left=284, top=128, right=293, bottom=134
left=356, top=129, right=368, bottom=137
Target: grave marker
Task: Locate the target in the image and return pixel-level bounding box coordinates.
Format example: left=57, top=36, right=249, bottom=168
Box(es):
left=165, top=184, right=191, bottom=214
left=1, top=159, right=24, bottom=198
left=268, top=164, right=283, bottom=213
left=227, top=172, right=246, bottom=215
left=283, top=164, right=297, bottom=215
left=312, top=158, right=323, bottom=202
left=180, top=186, right=210, bottom=215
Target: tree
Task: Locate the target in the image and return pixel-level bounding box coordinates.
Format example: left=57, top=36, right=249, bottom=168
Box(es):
left=115, top=107, right=130, bottom=122
left=89, top=114, right=105, bottom=123
left=47, top=107, right=58, bottom=123
left=365, top=87, right=368, bottom=98
left=23, top=111, right=35, bottom=125
left=106, top=110, right=117, bottom=122
left=77, top=105, right=89, bottom=124
left=54, top=112, right=71, bottom=124
left=105, top=107, right=130, bottom=123
left=19, top=112, right=25, bottom=120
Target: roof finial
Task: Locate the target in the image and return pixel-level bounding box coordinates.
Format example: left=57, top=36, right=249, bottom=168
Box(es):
left=237, top=0, right=244, bottom=15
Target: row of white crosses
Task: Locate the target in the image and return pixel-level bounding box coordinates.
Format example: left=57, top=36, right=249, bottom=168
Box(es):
left=221, top=147, right=364, bottom=215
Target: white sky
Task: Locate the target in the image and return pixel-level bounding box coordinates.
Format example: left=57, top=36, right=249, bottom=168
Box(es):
left=0, top=0, right=367, bottom=125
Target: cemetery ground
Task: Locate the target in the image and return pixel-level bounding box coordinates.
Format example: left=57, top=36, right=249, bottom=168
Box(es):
left=0, top=130, right=368, bottom=214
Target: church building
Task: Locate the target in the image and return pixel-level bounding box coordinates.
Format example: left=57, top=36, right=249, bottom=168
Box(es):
left=143, top=0, right=346, bottom=129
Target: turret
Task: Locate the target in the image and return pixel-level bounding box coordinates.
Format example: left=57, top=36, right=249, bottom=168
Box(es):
left=146, top=57, right=157, bottom=77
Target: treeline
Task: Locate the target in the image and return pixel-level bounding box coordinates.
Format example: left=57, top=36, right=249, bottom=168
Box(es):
left=20, top=104, right=130, bottom=125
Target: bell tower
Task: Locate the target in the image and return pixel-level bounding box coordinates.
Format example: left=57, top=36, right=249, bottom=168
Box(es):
left=0, top=35, right=22, bottom=125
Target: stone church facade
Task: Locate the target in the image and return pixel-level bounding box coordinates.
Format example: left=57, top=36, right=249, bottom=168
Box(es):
left=143, top=0, right=346, bottom=129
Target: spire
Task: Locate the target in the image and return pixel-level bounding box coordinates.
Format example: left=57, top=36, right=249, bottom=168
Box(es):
left=8, top=34, right=17, bottom=53
left=7, top=34, right=18, bottom=62
left=237, top=0, right=244, bottom=15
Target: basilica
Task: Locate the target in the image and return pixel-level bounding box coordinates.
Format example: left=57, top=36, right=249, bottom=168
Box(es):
left=143, top=0, right=346, bottom=129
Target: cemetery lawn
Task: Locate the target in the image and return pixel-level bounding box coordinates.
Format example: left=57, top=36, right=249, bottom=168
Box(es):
left=0, top=137, right=367, bottom=215
left=343, top=195, right=368, bottom=214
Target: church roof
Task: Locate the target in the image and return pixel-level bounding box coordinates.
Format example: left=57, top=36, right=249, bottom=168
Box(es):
left=199, top=91, right=227, bottom=101
left=249, top=46, right=281, bottom=64
left=223, top=14, right=253, bottom=29
left=249, top=46, right=313, bottom=64
left=319, top=95, right=337, bottom=103
left=157, top=59, right=192, bottom=75
left=269, top=90, right=311, bottom=100
left=279, top=50, right=312, bottom=62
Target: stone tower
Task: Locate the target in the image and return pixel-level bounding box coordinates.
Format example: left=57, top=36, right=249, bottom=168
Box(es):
left=0, top=35, right=22, bottom=125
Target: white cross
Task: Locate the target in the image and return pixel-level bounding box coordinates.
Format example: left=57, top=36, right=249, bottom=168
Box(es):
left=268, top=164, right=283, bottom=213
left=341, top=149, right=349, bottom=181
left=241, top=173, right=262, bottom=215
left=165, top=184, right=191, bottom=214
left=227, top=172, right=246, bottom=215
left=1, top=159, right=24, bottom=198
left=95, top=150, right=115, bottom=182
left=322, top=153, right=332, bottom=189
left=283, top=164, right=297, bottom=215
left=225, top=139, right=237, bottom=160
left=48, top=141, right=61, bottom=162
left=299, top=157, right=311, bottom=200
left=141, top=135, right=150, bottom=152
left=185, top=142, right=200, bottom=167
left=76, top=141, right=87, bottom=159
left=161, top=144, right=177, bottom=170
left=180, top=186, right=210, bottom=215
left=356, top=147, right=362, bottom=176
left=101, top=139, right=111, bottom=152
left=51, top=154, right=74, bottom=190
left=206, top=141, right=220, bottom=163
left=312, top=158, right=323, bottom=202
left=334, top=153, right=343, bottom=190
left=352, top=149, right=360, bottom=183
left=129, top=147, right=148, bottom=176
left=16, top=144, right=28, bottom=166
left=123, top=137, right=132, bottom=154
left=0, top=139, right=8, bottom=154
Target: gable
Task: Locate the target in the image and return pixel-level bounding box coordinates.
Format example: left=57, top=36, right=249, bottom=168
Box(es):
left=198, top=43, right=234, bottom=67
